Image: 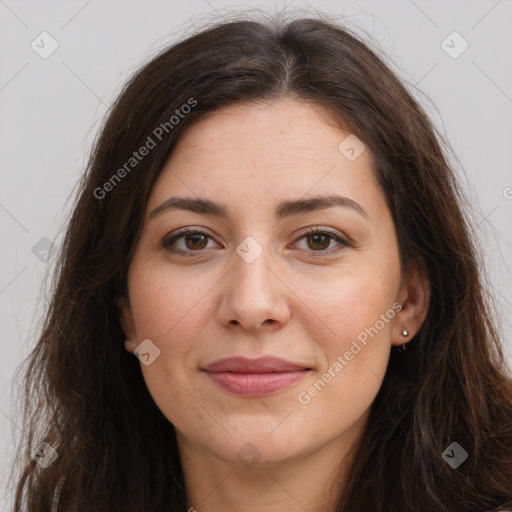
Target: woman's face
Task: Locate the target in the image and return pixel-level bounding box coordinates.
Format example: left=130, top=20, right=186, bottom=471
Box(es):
left=121, top=98, right=422, bottom=470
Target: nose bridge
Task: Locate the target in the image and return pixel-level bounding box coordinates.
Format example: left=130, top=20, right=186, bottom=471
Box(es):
left=232, top=235, right=276, bottom=305
left=217, top=234, right=290, bottom=331
left=233, top=240, right=272, bottom=297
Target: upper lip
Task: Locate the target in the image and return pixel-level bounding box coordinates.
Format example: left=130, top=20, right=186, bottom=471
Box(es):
left=202, top=356, right=309, bottom=373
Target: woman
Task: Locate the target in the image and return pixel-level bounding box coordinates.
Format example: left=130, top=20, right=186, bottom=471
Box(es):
left=11, top=14, right=512, bottom=512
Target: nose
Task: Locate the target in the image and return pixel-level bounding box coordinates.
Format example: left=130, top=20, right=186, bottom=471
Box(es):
left=215, top=244, right=291, bottom=334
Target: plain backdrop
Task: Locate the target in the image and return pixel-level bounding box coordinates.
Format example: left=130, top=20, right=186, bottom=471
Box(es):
left=1, top=0, right=511, bottom=508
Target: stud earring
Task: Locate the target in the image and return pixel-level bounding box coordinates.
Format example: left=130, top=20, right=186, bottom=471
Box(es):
left=398, top=328, right=409, bottom=353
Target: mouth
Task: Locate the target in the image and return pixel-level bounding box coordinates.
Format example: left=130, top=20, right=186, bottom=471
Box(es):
left=201, top=356, right=311, bottom=397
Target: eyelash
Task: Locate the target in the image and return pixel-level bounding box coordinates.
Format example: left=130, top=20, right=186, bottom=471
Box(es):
left=161, top=227, right=350, bottom=256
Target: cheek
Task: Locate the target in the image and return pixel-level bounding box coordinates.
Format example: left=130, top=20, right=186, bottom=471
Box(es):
left=128, top=261, right=215, bottom=345
left=127, top=265, right=215, bottom=428
left=306, top=267, right=398, bottom=348
left=297, top=272, right=397, bottom=406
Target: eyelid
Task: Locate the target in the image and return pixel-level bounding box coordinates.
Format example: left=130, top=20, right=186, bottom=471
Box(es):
left=161, top=226, right=216, bottom=250
left=293, top=226, right=351, bottom=253
left=161, top=226, right=351, bottom=255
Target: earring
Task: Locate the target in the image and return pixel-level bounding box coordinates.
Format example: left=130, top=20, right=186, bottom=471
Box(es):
left=398, top=328, right=409, bottom=352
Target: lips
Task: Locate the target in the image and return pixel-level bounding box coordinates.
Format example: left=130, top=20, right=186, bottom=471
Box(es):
left=201, top=356, right=310, bottom=397
left=203, top=356, right=309, bottom=373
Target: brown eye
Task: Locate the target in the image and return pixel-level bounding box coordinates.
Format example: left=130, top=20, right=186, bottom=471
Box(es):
left=162, top=228, right=216, bottom=254
left=294, top=228, right=349, bottom=254
left=183, top=233, right=208, bottom=250
left=306, top=233, right=331, bottom=251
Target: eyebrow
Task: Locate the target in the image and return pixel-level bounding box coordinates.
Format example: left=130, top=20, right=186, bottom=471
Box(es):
left=149, top=194, right=368, bottom=220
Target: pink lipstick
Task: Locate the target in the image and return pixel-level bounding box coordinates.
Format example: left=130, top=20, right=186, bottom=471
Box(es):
left=202, top=356, right=310, bottom=397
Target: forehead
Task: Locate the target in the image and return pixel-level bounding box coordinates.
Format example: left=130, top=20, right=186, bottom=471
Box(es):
left=148, top=98, right=384, bottom=219
left=170, top=98, right=359, bottom=165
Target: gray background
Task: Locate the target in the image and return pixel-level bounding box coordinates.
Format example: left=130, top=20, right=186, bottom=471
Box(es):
left=1, top=0, right=511, bottom=508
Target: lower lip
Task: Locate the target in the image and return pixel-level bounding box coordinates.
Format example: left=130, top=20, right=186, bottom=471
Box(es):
left=203, top=370, right=309, bottom=396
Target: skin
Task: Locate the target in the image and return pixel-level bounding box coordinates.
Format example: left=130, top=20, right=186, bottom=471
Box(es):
left=120, top=98, right=430, bottom=512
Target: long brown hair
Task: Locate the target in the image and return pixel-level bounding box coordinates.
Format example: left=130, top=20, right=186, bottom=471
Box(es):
left=11, top=13, right=512, bottom=512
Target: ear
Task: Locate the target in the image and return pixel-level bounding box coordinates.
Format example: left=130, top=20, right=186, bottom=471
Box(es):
left=117, top=295, right=137, bottom=354
left=392, top=262, right=430, bottom=346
